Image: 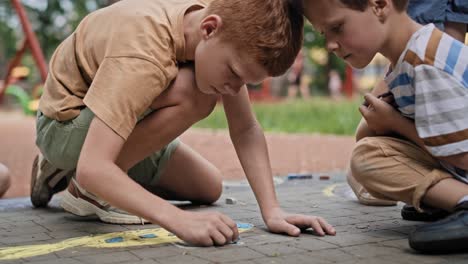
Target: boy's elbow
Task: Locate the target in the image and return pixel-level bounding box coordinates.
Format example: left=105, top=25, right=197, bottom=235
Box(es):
left=230, top=121, right=262, bottom=140
left=0, top=164, right=11, bottom=196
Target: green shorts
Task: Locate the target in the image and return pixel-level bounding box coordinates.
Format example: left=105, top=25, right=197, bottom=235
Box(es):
left=35, top=107, right=179, bottom=187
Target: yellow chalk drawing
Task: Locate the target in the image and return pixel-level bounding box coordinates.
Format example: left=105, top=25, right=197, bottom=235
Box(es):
left=323, top=184, right=337, bottom=197
left=0, top=223, right=253, bottom=260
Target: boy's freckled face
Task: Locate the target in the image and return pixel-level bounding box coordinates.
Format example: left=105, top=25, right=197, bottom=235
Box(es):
left=304, top=0, right=387, bottom=69
left=194, top=37, right=268, bottom=96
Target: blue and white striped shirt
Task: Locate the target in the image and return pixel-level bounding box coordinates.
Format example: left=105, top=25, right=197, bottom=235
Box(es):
left=385, top=24, right=468, bottom=183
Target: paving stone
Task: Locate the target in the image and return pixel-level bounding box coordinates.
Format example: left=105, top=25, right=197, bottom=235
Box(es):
left=24, top=258, right=83, bottom=264
left=349, top=213, right=391, bottom=222
left=341, top=244, right=405, bottom=258
left=46, top=230, right=91, bottom=239
left=156, top=254, right=213, bottom=264
left=326, top=216, right=366, bottom=226
left=119, top=259, right=160, bottom=264
left=0, top=171, right=466, bottom=263
left=380, top=253, right=446, bottom=264
left=337, top=258, right=398, bottom=264
left=291, top=237, right=339, bottom=251
left=1, top=232, right=52, bottom=245
left=130, top=245, right=186, bottom=259
left=316, top=232, right=388, bottom=247
left=18, top=252, right=59, bottom=262
left=363, top=229, right=407, bottom=239
left=252, top=254, right=332, bottom=264
left=304, top=248, right=355, bottom=263
left=377, top=239, right=410, bottom=250
left=72, top=251, right=140, bottom=264
left=439, top=254, right=468, bottom=263
left=248, top=242, right=306, bottom=257
left=243, top=233, right=296, bottom=245
left=0, top=225, right=49, bottom=237
left=55, top=247, right=129, bottom=258
left=0, top=260, right=25, bottom=264
left=189, top=247, right=265, bottom=262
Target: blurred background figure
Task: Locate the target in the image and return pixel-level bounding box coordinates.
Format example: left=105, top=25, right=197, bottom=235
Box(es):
left=0, top=163, right=11, bottom=197
left=287, top=49, right=310, bottom=99
left=407, top=0, right=467, bottom=43
left=328, top=69, right=343, bottom=100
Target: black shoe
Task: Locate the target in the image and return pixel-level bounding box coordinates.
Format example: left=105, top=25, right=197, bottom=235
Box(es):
left=401, top=204, right=450, bottom=222
left=408, top=201, right=468, bottom=253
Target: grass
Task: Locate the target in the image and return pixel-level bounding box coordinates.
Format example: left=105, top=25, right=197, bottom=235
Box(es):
left=194, top=97, right=363, bottom=136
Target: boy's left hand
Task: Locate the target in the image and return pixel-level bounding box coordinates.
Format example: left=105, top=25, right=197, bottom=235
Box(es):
left=263, top=207, right=336, bottom=237
left=359, top=93, right=400, bottom=135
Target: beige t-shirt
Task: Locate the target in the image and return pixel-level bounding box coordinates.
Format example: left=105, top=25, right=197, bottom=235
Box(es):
left=39, top=0, right=207, bottom=140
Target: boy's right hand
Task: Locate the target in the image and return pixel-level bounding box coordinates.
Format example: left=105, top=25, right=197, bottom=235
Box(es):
left=359, top=93, right=401, bottom=135
left=171, top=210, right=239, bottom=246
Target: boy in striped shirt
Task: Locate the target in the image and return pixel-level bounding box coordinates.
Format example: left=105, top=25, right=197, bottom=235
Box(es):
left=304, top=0, right=468, bottom=253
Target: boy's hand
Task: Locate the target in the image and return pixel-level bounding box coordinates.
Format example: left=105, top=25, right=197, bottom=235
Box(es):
left=263, top=207, right=336, bottom=237
left=171, top=210, right=239, bottom=247
left=359, top=93, right=401, bottom=135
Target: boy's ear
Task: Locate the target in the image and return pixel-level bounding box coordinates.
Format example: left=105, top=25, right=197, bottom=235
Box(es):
left=370, top=0, right=390, bottom=22
left=200, top=15, right=223, bottom=40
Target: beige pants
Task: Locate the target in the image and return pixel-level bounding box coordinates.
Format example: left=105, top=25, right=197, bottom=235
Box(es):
left=350, top=137, right=452, bottom=211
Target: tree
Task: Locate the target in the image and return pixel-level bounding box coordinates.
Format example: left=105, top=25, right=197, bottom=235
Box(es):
left=0, top=0, right=118, bottom=81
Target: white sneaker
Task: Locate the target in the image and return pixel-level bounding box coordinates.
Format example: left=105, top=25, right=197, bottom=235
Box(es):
left=61, top=178, right=149, bottom=224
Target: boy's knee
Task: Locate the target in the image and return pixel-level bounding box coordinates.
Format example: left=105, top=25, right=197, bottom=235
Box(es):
left=0, top=164, right=11, bottom=196
left=350, top=137, right=383, bottom=185
left=197, top=170, right=223, bottom=205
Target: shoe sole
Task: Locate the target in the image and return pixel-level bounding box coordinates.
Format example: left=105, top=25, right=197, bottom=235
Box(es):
left=61, top=190, right=149, bottom=225
left=409, top=236, right=468, bottom=253
left=30, top=155, right=73, bottom=207
left=401, top=207, right=449, bottom=222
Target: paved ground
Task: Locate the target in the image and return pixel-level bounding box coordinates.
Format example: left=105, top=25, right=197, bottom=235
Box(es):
left=1, top=110, right=467, bottom=263
left=1, top=174, right=468, bottom=263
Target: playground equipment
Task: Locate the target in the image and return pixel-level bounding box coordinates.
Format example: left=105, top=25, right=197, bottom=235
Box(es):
left=0, top=0, right=47, bottom=113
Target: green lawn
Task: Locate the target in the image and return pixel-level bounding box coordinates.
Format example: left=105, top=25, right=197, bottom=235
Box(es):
left=194, top=97, right=363, bottom=135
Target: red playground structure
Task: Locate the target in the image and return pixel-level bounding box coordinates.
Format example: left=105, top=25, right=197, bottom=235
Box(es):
left=0, top=0, right=48, bottom=102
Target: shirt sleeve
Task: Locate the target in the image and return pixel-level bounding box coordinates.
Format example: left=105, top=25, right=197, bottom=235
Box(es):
left=413, top=65, right=468, bottom=157
left=83, top=57, right=171, bottom=140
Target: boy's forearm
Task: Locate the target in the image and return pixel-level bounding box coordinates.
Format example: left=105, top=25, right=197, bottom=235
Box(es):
left=355, top=79, right=391, bottom=141
left=392, top=115, right=426, bottom=149
left=230, top=123, right=280, bottom=215
left=393, top=116, right=468, bottom=169
left=355, top=118, right=377, bottom=141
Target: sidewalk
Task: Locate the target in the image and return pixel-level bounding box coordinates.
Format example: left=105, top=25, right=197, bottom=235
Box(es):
left=1, top=174, right=467, bottom=263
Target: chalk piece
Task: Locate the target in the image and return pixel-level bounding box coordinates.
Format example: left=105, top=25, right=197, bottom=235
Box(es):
left=105, top=237, right=123, bottom=243
left=139, top=234, right=157, bottom=239
left=287, top=173, right=313, bottom=180
left=237, top=223, right=253, bottom=229
left=319, top=175, right=330, bottom=180
left=226, top=197, right=237, bottom=205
